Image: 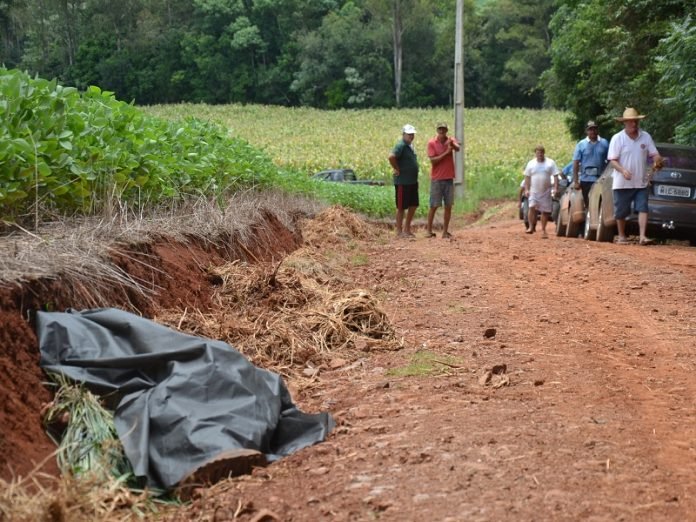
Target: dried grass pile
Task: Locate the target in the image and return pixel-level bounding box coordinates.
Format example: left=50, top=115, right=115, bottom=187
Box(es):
left=0, top=471, right=158, bottom=522
left=157, top=250, right=401, bottom=379
left=301, top=206, right=372, bottom=246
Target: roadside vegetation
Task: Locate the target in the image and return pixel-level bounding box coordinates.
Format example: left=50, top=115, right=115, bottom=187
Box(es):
left=1, top=68, right=574, bottom=225
left=4, top=2, right=693, bottom=144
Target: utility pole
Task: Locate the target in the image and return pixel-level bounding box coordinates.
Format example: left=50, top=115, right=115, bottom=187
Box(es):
left=453, top=0, right=465, bottom=198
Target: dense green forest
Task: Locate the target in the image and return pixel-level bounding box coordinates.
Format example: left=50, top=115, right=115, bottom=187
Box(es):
left=0, top=0, right=694, bottom=144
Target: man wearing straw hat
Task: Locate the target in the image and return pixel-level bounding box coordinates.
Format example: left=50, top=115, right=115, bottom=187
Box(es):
left=607, top=107, right=663, bottom=245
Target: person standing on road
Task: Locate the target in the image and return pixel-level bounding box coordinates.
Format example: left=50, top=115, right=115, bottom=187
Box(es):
left=388, top=124, right=420, bottom=238
left=572, top=120, right=609, bottom=208
left=607, top=107, right=663, bottom=245
left=426, top=122, right=460, bottom=239
left=523, top=145, right=560, bottom=239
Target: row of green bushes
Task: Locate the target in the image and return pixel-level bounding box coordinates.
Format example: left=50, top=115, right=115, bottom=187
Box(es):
left=0, top=69, right=267, bottom=220
left=1, top=68, right=397, bottom=223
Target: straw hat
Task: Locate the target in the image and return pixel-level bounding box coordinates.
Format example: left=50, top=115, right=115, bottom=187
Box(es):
left=615, top=107, right=646, bottom=121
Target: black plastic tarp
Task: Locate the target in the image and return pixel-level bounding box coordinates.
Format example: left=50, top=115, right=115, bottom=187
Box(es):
left=36, top=308, right=334, bottom=491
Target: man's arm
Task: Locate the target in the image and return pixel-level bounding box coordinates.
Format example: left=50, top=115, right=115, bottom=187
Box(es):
left=388, top=153, right=400, bottom=175
left=428, top=139, right=458, bottom=165
left=610, top=159, right=631, bottom=180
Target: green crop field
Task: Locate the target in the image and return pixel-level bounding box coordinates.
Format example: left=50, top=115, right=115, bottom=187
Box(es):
left=145, top=104, right=576, bottom=211
left=145, top=104, right=576, bottom=183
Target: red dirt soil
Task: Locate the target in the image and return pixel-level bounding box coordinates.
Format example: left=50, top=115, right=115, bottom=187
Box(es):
left=3, top=206, right=696, bottom=521
left=0, top=212, right=300, bottom=482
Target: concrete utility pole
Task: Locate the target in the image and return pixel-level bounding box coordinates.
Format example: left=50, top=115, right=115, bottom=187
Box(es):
left=453, top=0, right=465, bottom=198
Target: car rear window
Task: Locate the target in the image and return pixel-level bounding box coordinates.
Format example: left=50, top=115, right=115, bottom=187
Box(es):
left=656, top=146, right=696, bottom=170
left=343, top=170, right=357, bottom=181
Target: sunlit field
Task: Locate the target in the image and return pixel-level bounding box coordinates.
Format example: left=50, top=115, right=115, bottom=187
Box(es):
left=145, top=104, right=576, bottom=202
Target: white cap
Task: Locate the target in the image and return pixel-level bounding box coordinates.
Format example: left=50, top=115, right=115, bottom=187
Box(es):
left=402, top=124, right=417, bottom=134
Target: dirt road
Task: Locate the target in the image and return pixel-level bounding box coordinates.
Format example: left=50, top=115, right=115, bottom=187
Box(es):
left=3, top=206, right=696, bottom=521
left=171, top=211, right=696, bottom=521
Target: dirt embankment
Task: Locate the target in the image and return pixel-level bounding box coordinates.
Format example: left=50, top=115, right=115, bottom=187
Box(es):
left=3, top=203, right=696, bottom=521
left=0, top=210, right=301, bottom=481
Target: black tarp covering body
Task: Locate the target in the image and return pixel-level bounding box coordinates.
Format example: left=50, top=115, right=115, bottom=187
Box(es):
left=36, top=308, right=334, bottom=491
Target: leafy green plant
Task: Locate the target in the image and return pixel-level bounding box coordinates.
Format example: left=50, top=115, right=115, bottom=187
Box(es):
left=0, top=69, right=281, bottom=223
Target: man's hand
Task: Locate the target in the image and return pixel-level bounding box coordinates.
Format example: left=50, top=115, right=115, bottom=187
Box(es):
left=653, top=157, right=664, bottom=172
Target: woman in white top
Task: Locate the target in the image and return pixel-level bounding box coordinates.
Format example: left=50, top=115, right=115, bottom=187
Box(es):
left=523, top=145, right=560, bottom=238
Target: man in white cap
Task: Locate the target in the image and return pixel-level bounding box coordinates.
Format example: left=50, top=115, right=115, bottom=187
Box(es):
left=388, top=124, right=419, bottom=238
left=607, top=107, right=663, bottom=245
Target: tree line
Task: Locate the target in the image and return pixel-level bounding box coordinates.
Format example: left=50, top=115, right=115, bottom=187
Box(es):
left=1, top=0, right=693, bottom=144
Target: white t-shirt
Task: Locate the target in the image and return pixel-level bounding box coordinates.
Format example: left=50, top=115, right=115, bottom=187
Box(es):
left=607, top=129, right=658, bottom=189
left=524, top=158, right=560, bottom=194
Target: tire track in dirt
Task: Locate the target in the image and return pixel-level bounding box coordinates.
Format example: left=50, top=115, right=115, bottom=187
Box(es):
left=443, top=220, right=696, bottom=519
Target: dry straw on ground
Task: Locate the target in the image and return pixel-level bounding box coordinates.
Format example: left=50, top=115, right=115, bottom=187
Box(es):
left=300, top=205, right=371, bottom=246
left=156, top=206, right=401, bottom=379
left=0, top=192, right=320, bottom=309
left=157, top=256, right=401, bottom=379
left=0, top=468, right=158, bottom=522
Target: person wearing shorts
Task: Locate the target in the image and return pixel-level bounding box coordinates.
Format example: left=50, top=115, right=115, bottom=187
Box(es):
left=388, top=124, right=420, bottom=238
left=426, top=122, right=460, bottom=239
left=607, top=107, right=663, bottom=245
left=523, top=145, right=560, bottom=238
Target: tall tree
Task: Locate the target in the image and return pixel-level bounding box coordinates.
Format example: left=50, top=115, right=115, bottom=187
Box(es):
left=544, top=0, right=690, bottom=141
left=365, top=0, right=433, bottom=107
left=291, top=2, right=392, bottom=108
left=656, top=15, right=696, bottom=145
left=0, top=0, right=26, bottom=67
left=475, top=0, right=555, bottom=108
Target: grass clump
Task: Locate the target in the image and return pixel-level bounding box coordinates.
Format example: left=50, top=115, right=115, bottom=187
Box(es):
left=42, top=376, right=134, bottom=484
left=387, top=350, right=464, bottom=377
left=0, top=376, right=166, bottom=522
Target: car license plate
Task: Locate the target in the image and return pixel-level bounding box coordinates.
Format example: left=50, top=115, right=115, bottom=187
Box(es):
left=656, top=184, right=691, bottom=198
